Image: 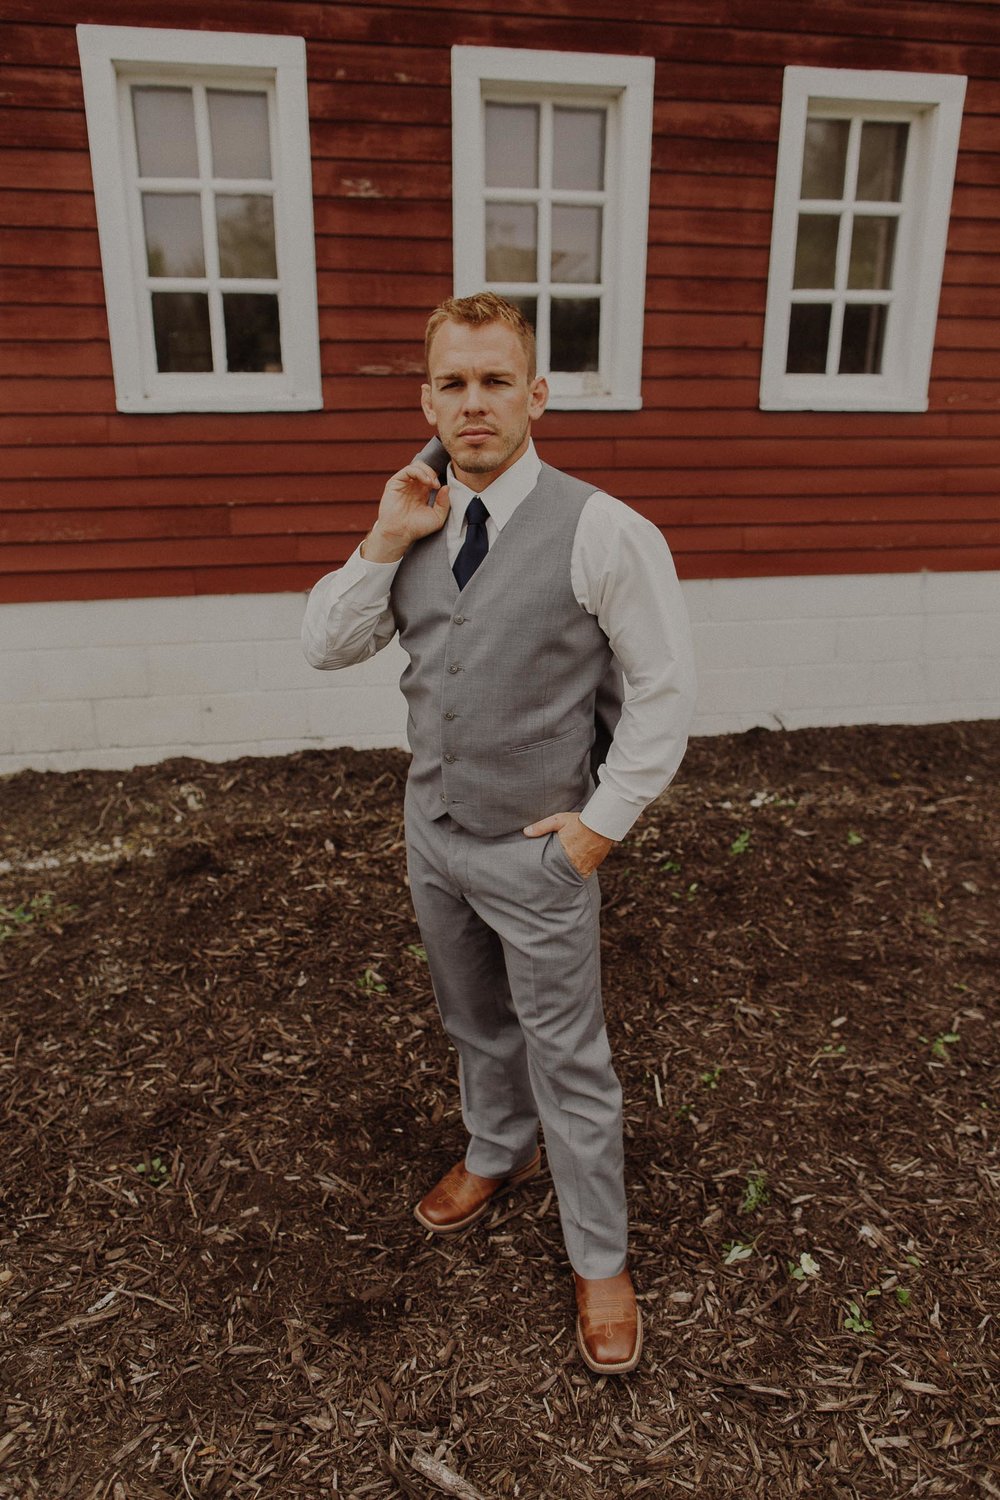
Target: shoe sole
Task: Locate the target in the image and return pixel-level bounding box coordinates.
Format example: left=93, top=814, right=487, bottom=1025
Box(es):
left=575, top=1311, right=643, bottom=1376
left=413, top=1152, right=542, bottom=1235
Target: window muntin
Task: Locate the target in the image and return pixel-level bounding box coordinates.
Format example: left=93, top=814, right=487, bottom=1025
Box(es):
left=77, top=26, right=321, bottom=413
left=786, top=109, right=909, bottom=378
left=127, top=79, right=283, bottom=378
left=482, top=95, right=612, bottom=383
left=452, top=47, right=654, bottom=411
left=760, top=67, right=966, bottom=413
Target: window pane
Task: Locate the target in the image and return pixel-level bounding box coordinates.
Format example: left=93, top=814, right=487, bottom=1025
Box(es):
left=484, top=103, right=538, bottom=189
left=793, top=214, right=840, bottom=288
left=223, top=293, right=282, bottom=372
left=552, top=107, right=605, bottom=191
left=142, top=193, right=205, bottom=278
left=848, top=216, right=898, bottom=290
left=800, top=118, right=849, bottom=200
left=151, top=292, right=212, bottom=372
left=551, top=205, right=602, bottom=283
left=485, top=202, right=537, bottom=281
left=786, top=302, right=831, bottom=373
left=216, top=195, right=278, bottom=278
left=551, top=298, right=600, bottom=372
left=208, top=89, right=272, bottom=180
left=839, top=303, right=887, bottom=373
left=506, top=294, right=537, bottom=331
left=857, top=122, right=908, bottom=202
left=132, top=87, right=199, bottom=178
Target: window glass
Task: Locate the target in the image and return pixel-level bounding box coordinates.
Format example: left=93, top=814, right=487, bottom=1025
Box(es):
left=142, top=193, right=205, bottom=277
left=485, top=202, right=537, bottom=280
left=151, top=291, right=212, bottom=371
left=857, top=121, right=908, bottom=201
left=553, top=107, right=605, bottom=190
left=800, top=118, right=849, bottom=199
left=551, top=205, right=602, bottom=283
left=223, top=293, right=282, bottom=371
left=132, top=86, right=199, bottom=178
left=848, top=217, right=897, bottom=289
left=216, top=195, right=278, bottom=278
left=839, top=303, right=887, bottom=373
left=786, top=303, right=831, bottom=374
left=208, top=89, right=271, bottom=179
left=793, top=214, right=840, bottom=288
left=484, top=103, right=539, bottom=188
left=551, top=297, right=600, bottom=371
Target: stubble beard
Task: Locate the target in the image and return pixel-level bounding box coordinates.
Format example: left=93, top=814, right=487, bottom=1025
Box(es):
left=449, top=418, right=530, bottom=477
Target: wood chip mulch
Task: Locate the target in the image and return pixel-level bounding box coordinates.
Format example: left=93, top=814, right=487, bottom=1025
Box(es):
left=1, top=720, right=998, bottom=1500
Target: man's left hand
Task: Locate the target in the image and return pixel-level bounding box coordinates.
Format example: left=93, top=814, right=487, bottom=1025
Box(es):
left=522, top=811, right=614, bottom=878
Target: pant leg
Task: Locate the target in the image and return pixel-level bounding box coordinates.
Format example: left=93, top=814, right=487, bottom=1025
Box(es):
left=461, top=826, right=628, bottom=1280
left=405, top=807, right=539, bottom=1178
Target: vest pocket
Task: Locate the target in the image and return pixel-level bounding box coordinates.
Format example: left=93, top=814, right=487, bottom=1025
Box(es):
left=507, top=723, right=591, bottom=755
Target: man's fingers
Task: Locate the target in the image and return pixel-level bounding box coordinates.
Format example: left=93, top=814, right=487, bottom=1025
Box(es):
left=523, top=813, right=568, bottom=837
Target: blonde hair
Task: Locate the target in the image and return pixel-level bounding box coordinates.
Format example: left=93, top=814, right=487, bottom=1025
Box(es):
left=424, top=292, right=536, bottom=378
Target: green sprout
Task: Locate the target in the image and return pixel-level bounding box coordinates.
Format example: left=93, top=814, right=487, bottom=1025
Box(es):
left=740, top=1169, right=769, bottom=1214
left=730, top=829, right=751, bottom=856
left=135, top=1154, right=170, bottom=1187
left=846, top=831, right=863, bottom=846
left=844, top=1300, right=875, bottom=1334
left=358, top=967, right=388, bottom=993
left=788, top=1252, right=821, bottom=1281
left=699, top=1066, right=722, bottom=1090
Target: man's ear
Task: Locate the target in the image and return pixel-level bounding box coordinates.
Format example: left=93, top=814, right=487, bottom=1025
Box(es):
left=420, top=383, right=437, bottom=426
left=529, top=375, right=549, bottom=420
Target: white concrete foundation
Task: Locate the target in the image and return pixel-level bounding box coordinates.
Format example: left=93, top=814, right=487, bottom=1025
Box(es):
left=2, top=570, right=998, bottom=774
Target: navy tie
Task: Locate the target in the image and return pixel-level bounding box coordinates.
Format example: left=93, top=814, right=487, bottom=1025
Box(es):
left=452, top=496, right=490, bottom=589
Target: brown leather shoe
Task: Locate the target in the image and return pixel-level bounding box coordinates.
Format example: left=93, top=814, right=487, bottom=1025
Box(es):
left=414, top=1148, right=542, bottom=1235
left=574, top=1268, right=642, bottom=1375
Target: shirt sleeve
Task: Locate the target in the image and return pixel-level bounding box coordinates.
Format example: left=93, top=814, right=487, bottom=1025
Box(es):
left=301, top=545, right=401, bottom=670
left=572, top=492, right=697, bottom=841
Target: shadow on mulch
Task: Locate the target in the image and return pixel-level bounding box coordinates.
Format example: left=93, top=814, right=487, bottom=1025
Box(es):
left=0, top=720, right=998, bottom=1499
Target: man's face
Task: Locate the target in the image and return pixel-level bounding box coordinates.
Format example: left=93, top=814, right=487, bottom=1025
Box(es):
left=421, top=319, right=548, bottom=487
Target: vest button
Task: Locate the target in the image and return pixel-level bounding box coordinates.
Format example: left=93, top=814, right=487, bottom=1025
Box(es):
left=443, top=753, right=456, bottom=763
left=449, top=663, right=461, bottom=673
left=444, top=711, right=456, bottom=720
left=453, top=614, right=465, bottom=624
left=440, top=794, right=447, bottom=803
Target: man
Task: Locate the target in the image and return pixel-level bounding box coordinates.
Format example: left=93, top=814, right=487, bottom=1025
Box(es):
left=302, top=292, right=695, bottom=1375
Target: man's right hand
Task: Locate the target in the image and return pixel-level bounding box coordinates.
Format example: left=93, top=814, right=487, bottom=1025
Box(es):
left=361, top=461, right=451, bottom=564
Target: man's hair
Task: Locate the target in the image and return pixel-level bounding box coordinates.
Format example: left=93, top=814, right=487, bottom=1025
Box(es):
left=424, top=292, right=536, bottom=378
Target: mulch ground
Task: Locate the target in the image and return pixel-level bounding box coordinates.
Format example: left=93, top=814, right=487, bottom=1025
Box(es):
left=0, top=720, right=998, bottom=1500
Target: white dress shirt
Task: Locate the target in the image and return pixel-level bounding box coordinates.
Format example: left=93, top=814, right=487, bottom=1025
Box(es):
left=301, top=441, right=697, bottom=841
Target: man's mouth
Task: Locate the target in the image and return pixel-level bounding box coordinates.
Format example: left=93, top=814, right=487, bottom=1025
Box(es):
left=458, top=428, right=496, bottom=440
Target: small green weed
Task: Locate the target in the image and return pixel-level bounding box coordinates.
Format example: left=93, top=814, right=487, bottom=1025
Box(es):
left=846, top=830, right=864, bottom=846
left=788, top=1252, right=821, bottom=1281
left=358, top=967, right=388, bottom=993
left=843, top=1300, right=874, bottom=1334
left=700, top=1066, right=722, bottom=1090
left=0, top=893, right=74, bottom=943
left=406, top=943, right=427, bottom=962
left=730, top=829, right=751, bottom=856
left=895, top=1287, right=911, bottom=1308
left=136, top=1154, right=170, bottom=1187
left=740, top=1169, right=769, bottom=1214
left=925, top=1031, right=960, bottom=1061
left=723, top=1241, right=754, bottom=1266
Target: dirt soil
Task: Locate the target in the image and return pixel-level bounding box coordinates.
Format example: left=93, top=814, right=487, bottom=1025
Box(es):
left=0, top=720, right=998, bottom=1500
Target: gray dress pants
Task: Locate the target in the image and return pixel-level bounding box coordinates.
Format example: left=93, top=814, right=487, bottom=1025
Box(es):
left=404, top=796, right=628, bottom=1279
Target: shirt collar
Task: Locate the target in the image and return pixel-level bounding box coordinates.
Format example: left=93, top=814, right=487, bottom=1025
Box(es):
left=447, top=440, right=541, bottom=532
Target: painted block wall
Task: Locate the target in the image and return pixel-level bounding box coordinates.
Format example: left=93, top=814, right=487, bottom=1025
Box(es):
left=2, top=571, right=998, bottom=776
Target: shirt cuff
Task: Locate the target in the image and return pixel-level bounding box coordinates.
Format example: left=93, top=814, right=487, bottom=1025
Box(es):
left=579, top=783, right=645, bottom=842
left=341, top=542, right=403, bottom=594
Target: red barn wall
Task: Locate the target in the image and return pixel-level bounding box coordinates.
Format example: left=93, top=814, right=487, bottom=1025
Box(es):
left=2, top=0, right=999, bottom=606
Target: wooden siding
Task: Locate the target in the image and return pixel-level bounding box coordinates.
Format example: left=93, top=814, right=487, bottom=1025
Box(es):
left=2, top=0, right=999, bottom=604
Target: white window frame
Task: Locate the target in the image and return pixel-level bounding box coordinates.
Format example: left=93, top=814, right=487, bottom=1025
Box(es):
left=451, top=46, right=654, bottom=411
left=77, top=24, right=322, bottom=413
left=760, top=66, right=966, bottom=413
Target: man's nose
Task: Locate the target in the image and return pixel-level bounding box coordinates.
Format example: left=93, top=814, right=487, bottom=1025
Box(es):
left=462, top=384, right=487, bottom=412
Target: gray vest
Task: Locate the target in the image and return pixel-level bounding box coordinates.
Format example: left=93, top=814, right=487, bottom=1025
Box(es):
left=391, top=462, right=617, bottom=837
